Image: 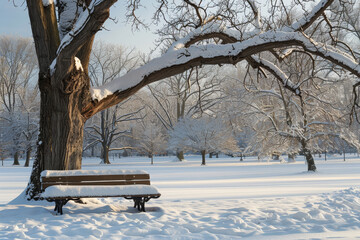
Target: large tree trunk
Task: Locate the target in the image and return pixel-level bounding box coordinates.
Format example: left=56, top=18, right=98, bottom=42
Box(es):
left=13, top=151, right=20, bottom=165
left=26, top=70, right=90, bottom=199
left=24, top=0, right=115, bottom=200
left=24, top=147, right=32, bottom=167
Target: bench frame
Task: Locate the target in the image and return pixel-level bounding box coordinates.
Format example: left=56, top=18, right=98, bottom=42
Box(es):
left=41, top=171, right=161, bottom=215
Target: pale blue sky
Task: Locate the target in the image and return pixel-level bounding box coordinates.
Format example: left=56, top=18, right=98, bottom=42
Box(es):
left=0, top=1, right=157, bottom=53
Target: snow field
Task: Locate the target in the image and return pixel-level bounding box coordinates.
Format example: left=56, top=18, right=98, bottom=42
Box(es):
left=1, top=155, right=360, bottom=239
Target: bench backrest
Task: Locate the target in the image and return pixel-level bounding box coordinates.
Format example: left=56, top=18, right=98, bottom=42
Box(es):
left=41, top=174, right=151, bottom=191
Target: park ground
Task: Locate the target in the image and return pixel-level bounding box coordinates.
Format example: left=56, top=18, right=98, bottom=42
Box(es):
left=1, top=154, right=360, bottom=239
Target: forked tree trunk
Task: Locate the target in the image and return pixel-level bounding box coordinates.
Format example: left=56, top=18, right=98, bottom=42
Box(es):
left=201, top=150, right=206, bottom=165
left=24, top=147, right=32, bottom=167
left=26, top=70, right=90, bottom=199
left=13, top=151, right=20, bottom=165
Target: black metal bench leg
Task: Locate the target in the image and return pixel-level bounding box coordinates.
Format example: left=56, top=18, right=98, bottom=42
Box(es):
left=133, top=197, right=146, bottom=212
left=54, top=200, right=67, bottom=215
left=140, top=199, right=145, bottom=212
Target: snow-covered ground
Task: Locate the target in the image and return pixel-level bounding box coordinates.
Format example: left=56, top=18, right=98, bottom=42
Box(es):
left=1, top=154, right=360, bottom=239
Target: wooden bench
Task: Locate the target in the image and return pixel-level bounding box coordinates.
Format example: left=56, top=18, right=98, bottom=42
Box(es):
left=40, top=169, right=161, bottom=215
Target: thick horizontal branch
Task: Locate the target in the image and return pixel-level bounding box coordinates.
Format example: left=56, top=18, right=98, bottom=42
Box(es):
left=82, top=29, right=360, bottom=119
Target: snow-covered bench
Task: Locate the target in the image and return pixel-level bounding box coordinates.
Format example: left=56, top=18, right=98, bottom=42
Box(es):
left=40, top=169, right=161, bottom=215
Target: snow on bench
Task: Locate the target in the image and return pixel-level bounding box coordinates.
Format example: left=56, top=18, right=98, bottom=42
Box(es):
left=41, top=185, right=161, bottom=198
left=40, top=169, right=161, bottom=215
left=41, top=169, right=148, bottom=177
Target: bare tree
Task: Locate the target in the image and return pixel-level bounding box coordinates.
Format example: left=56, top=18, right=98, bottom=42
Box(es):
left=0, top=35, right=37, bottom=165
left=144, top=66, right=223, bottom=161
left=18, top=86, right=39, bottom=167
left=84, top=41, right=139, bottom=164
left=132, top=110, right=168, bottom=165
left=169, top=116, right=239, bottom=165
left=232, top=52, right=360, bottom=169
left=85, top=101, right=142, bottom=164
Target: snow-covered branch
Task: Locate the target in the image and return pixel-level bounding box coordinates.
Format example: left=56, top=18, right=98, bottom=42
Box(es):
left=51, top=0, right=116, bottom=80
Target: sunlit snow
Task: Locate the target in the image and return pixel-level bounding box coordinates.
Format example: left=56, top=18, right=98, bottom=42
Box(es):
left=1, top=155, right=360, bottom=239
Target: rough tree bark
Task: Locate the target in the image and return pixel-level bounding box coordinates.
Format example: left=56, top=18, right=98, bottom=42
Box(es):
left=27, top=68, right=91, bottom=198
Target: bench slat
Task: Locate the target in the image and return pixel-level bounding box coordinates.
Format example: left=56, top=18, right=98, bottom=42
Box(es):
left=41, top=174, right=150, bottom=183
left=42, top=180, right=151, bottom=190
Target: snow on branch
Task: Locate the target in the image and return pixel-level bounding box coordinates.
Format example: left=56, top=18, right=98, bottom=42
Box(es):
left=56, top=0, right=102, bottom=55
left=282, top=0, right=334, bottom=32
left=51, top=0, right=116, bottom=78
left=42, top=0, right=54, bottom=7
left=245, top=0, right=262, bottom=32
left=90, top=30, right=360, bottom=102
left=166, top=0, right=333, bottom=53
left=250, top=56, right=300, bottom=95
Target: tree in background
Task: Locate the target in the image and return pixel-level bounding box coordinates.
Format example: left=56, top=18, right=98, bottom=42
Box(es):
left=85, top=100, right=143, bottom=164
left=18, top=77, right=39, bottom=167
left=132, top=110, right=168, bottom=165
left=0, top=36, right=38, bottom=165
left=145, top=66, right=223, bottom=161
left=84, top=42, right=140, bottom=164
left=169, top=116, right=239, bottom=165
